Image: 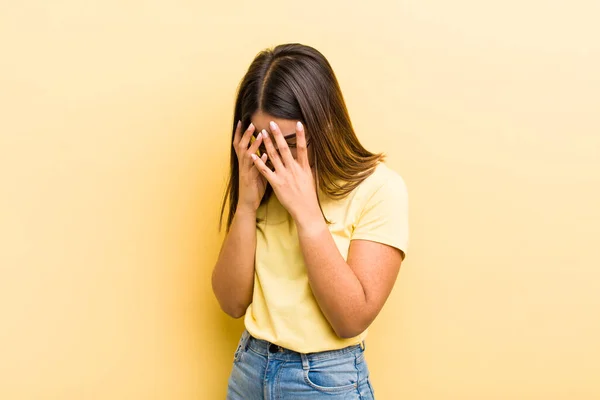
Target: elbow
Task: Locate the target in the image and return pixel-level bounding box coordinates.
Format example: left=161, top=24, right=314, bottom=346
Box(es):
left=212, top=293, right=247, bottom=320
left=332, top=308, right=376, bottom=339
left=215, top=294, right=248, bottom=319
left=225, top=306, right=247, bottom=319
left=216, top=300, right=248, bottom=319
left=336, top=331, right=357, bottom=340
left=212, top=274, right=248, bottom=319
left=333, top=320, right=369, bottom=340
left=335, top=327, right=364, bottom=340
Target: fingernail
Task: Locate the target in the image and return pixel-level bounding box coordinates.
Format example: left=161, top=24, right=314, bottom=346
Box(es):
left=262, top=129, right=268, bottom=138
left=248, top=122, right=254, bottom=129
left=236, top=120, right=241, bottom=128
left=297, top=121, right=303, bottom=130
left=270, top=121, right=276, bottom=130
left=251, top=154, right=257, bottom=160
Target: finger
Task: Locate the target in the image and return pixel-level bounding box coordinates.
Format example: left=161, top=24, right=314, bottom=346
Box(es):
left=232, top=120, right=242, bottom=148
left=251, top=153, right=277, bottom=183
left=237, top=122, right=256, bottom=154
left=259, top=152, right=268, bottom=170
left=261, top=129, right=285, bottom=171
left=250, top=152, right=268, bottom=173
left=269, top=121, right=295, bottom=166
left=295, top=121, right=309, bottom=168
left=249, top=152, right=268, bottom=176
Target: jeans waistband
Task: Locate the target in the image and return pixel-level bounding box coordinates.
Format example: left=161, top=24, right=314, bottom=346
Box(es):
left=243, top=330, right=365, bottom=361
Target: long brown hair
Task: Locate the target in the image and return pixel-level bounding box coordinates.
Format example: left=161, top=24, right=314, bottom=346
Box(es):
left=219, top=43, right=385, bottom=232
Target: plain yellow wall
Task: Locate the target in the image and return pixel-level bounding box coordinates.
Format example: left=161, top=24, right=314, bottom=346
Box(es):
left=1, top=1, right=599, bottom=399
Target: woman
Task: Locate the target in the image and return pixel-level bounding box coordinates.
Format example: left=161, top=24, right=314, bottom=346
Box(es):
left=212, top=43, right=409, bottom=399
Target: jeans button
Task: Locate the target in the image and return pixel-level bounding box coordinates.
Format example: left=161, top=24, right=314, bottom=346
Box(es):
left=269, top=343, right=279, bottom=353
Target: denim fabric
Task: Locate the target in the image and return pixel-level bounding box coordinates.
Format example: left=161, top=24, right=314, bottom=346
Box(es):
left=226, top=330, right=376, bottom=399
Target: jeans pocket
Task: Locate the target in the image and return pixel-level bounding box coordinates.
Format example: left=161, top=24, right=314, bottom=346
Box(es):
left=302, top=354, right=360, bottom=394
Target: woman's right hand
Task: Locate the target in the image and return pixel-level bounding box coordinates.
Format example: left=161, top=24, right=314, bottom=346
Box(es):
left=233, top=121, right=268, bottom=213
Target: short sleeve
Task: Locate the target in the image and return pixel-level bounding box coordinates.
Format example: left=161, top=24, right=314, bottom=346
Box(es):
left=351, top=175, right=409, bottom=257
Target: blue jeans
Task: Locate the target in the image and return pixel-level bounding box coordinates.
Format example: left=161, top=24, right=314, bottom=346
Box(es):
left=226, top=330, right=376, bottom=399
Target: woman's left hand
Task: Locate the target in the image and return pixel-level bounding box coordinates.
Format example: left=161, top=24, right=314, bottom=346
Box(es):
left=250, top=121, right=321, bottom=222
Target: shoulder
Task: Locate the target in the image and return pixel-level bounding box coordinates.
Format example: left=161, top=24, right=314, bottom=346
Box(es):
left=356, top=162, right=408, bottom=201
left=350, top=162, right=410, bottom=254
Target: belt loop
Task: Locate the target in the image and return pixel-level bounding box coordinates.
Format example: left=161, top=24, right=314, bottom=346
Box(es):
left=300, top=353, right=310, bottom=371
left=360, top=340, right=366, bottom=351
left=242, top=330, right=251, bottom=351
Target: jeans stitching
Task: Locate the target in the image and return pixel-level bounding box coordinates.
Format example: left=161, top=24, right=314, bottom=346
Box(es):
left=274, top=360, right=289, bottom=400
left=302, top=357, right=359, bottom=393
left=367, top=377, right=375, bottom=397
left=234, top=330, right=253, bottom=364
left=355, top=352, right=363, bottom=399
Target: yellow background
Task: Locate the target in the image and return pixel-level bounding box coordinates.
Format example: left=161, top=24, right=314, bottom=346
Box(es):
left=1, top=1, right=599, bottom=399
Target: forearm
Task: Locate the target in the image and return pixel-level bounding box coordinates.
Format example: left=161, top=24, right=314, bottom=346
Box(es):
left=212, top=207, right=257, bottom=318
left=295, top=215, right=369, bottom=338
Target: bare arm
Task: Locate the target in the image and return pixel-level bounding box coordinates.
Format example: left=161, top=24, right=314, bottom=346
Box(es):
left=296, top=217, right=403, bottom=338
left=212, top=121, right=267, bottom=319
left=211, top=207, right=257, bottom=318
